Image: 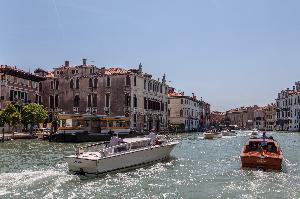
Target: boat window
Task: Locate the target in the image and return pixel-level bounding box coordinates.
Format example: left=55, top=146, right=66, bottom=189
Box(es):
left=100, top=120, right=107, bottom=127
left=66, top=119, right=73, bottom=127
left=108, top=121, right=113, bottom=127
left=60, top=119, right=66, bottom=127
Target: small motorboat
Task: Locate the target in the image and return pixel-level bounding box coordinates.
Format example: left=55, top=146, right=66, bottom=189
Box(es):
left=65, top=134, right=179, bottom=175
left=203, top=131, right=222, bottom=139
left=221, top=130, right=237, bottom=137
left=240, top=133, right=283, bottom=171
left=251, top=128, right=259, bottom=135
left=203, top=132, right=214, bottom=139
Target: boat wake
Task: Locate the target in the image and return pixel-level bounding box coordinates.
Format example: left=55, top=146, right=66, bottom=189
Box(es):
left=0, top=163, right=76, bottom=198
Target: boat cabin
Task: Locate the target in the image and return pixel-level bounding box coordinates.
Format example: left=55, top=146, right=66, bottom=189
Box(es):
left=57, top=114, right=130, bottom=134
left=244, top=138, right=279, bottom=154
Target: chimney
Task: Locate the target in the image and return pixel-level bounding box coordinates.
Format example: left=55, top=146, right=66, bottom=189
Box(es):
left=82, top=58, right=87, bottom=66
left=65, top=61, right=69, bottom=67
left=138, top=63, right=142, bottom=74
left=100, top=67, right=105, bottom=76
left=162, top=74, right=166, bottom=84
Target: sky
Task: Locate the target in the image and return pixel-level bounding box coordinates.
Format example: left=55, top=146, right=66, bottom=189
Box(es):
left=1, top=0, right=300, bottom=111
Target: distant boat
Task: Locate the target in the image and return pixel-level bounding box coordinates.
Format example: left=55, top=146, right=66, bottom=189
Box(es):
left=251, top=128, right=259, bottom=136
left=203, top=131, right=222, bottom=139
left=240, top=134, right=283, bottom=171
left=221, top=130, right=237, bottom=136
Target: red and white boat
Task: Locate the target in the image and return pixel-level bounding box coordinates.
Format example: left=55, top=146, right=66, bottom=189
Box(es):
left=240, top=134, right=283, bottom=171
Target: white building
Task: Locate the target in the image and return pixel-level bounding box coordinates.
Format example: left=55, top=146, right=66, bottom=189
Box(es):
left=276, top=82, right=300, bottom=132
left=168, top=91, right=201, bottom=132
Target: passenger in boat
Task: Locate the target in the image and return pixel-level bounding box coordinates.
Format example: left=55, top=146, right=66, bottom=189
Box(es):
left=148, top=129, right=157, bottom=145
left=109, top=134, right=123, bottom=147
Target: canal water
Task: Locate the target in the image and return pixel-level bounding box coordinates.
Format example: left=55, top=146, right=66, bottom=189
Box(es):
left=0, top=132, right=299, bottom=199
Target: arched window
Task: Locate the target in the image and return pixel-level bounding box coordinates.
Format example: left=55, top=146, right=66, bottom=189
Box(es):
left=70, top=79, right=74, bottom=89
left=75, top=78, right=79, bottom=89
left=55, top=80, right=59, bottom=90
left=134, top=76, right=137, bottom=86
left=125, top=93, right=130, bottom=107
left=133, top=95, right=137, bottom=107
left=106, top=76, right=110, bottom=87
left=125, top=75, right=131, bottom=86
left=74, top=95, right=80, bottom=107
left=94, top=78, right=98, bottom=88
left=89, top=78, right=93, bottom=88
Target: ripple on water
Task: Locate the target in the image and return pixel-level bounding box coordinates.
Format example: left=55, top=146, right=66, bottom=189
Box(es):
left=0, top=133, right=299, bottom=199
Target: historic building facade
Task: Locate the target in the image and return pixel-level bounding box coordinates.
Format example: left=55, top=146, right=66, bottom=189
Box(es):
left=226, top=105, right=259, bottom=129
left=168, top=90, right=203, bottom=131
left=0, top=65, right=45, bottom=110
left=265, top=103, right=276, bottom=131
left=38, top=60, right=168, bottom=132
left=276, top=82, right=300, bottom=131
left=0, top=65, right=45, bottom=132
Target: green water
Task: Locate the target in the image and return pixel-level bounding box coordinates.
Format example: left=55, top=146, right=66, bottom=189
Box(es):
left=0, top=132, right=299, bottom=199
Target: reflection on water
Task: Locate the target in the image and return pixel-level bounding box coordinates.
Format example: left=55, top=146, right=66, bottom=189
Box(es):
left=0, top=132, right=299, bottom=199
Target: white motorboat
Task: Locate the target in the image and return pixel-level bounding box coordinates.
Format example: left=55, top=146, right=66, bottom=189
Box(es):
left=203, top=132, right=214, bottom=139
left=203, top=132, right=222, bottom=139
left=221, top=130, right=237, bottom=136
left=251, top=128, right=259, bottom=135
left=65, top=136, right=179, bottom=175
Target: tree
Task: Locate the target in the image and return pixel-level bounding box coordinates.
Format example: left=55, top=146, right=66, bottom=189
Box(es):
left=2, top=103, right=21, bottom=136
left=21, top=103, right=48, bottom=133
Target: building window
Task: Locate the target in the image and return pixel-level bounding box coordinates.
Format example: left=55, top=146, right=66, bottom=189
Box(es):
left=70, top=79, right=74, bottom=89
left=90, top=68, right=93, bottom=74
left=72, top=70, right=75, bottom=74
left=106, top=76, right=111, bottom=87
left=75, top=78, right=79, bottom=89
left=39, top=82, right=42, bottom=92
left=55, top=80, right=59, bottom=90
left=125, top=75, right=131, bottom=86
left=134, top=76, right=137, bottom=86
left=133, top=95, right=137, bottom=107
left=87, top=94, right=92, bottom=107
left=93, top=94, right=97, bottom=107
left=144, top=80, right=146, bottom=90
left=181, top=99, right=183, bottom=104
left=94, top=78, right=98, bottom=88
left=49, top=95, right=54, bottom=109
left=144, top=97, right=147, bottom=109
left=50, top=81, right=54, bottom=89
left=89, top=78, right=93, bottom=88
left=105, top=94, right=110, bottom=107
left=125, top=93, right=130, bottom=107
left=55, top=95, right=59, bottom=108
left=74, top=95, right=80, bottom=107
left=160, top=84, right=162, bottom=93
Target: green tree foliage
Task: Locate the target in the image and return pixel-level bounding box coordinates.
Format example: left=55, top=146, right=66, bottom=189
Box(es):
left=1, top=103, right=21, bottom=134
left=0, top=110, right=4, bottom=127
left=21, top=103, right=48, bottom=133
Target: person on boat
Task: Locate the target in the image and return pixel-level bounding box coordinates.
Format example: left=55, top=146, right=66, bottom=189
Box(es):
left=148, top=129, right=157, bottom=145
left=109, top=134, right=123, bottom=147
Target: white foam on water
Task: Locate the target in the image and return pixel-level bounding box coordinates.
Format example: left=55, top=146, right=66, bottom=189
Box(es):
left=0, top=166, right=77, bottom=198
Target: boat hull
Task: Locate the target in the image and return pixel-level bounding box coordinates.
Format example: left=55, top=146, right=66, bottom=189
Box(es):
left=65, top=142, right=178, bottom=175
left=203, top=133, right=214, bottom=139
left=241, top=155, right=282, bottom=170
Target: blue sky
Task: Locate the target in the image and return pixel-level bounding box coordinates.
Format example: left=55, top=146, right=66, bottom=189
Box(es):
left=1, top=0, right=300, bottom=111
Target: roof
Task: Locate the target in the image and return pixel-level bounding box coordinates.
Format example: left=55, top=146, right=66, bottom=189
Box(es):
left=0, top=65, right=46, bottom=81
left=105, top=68, right=129, bottom=75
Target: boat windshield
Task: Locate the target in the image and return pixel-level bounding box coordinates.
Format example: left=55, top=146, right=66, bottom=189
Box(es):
left=248, top=141, right=277, bottom=153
